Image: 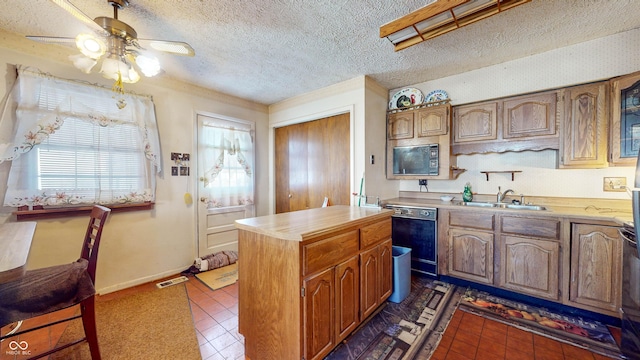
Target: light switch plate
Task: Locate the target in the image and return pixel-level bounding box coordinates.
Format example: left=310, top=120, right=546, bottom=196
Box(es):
left=603, top=177, right=627, bottom=192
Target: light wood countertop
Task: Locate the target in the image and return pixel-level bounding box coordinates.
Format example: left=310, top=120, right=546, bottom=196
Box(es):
left=234, top=205, right=393, bottom=241
left=383, top=194, right=633, bottom=225
left=0, top=222, right=36, bottom=283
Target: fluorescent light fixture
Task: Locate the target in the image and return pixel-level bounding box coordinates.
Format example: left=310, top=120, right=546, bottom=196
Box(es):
left=380, top=0, right=532, bottom=51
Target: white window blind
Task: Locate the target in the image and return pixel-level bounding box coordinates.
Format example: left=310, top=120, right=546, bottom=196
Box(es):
left=0, top=68, right=161, bottom=207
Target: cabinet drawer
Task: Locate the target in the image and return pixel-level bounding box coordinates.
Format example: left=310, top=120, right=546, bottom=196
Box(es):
left=500, top=216, right=561, bottom=240
left=303, top=230, right=359, bottom=276
left=449, top=211, right=494, bottom=231
left=360, top=219, right=391, bottom=249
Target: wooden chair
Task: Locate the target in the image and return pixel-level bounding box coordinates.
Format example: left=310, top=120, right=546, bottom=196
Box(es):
left=0, top=205, right=111, bottom=360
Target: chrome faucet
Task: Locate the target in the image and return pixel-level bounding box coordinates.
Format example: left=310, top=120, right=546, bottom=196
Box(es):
left=497, top=186, right=515, bottom=203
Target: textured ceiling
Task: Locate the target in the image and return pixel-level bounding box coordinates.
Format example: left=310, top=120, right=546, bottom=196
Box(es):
left=0, top=0, right=639, bottom=105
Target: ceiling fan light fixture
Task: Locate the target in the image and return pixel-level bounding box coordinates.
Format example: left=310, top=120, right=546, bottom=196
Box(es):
left=135, top=54, right=161, bottom=77
left=75, top=33, right=106, bottom=59
left=100, top=55, right=139, bottom=83
left=69, top=53, right=97, bottom=73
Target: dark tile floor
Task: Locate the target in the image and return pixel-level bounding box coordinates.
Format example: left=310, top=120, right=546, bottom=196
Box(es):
left=1, top=274, right=621, bottom=360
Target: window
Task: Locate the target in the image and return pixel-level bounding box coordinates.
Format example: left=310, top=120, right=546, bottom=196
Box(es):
left=197, top=114, right=254, bottom=208
left=0, top=68, right=161, bottom=208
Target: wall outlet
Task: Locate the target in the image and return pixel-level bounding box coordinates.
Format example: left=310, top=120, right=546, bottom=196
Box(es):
left=603, top=177, right=627, bottom=192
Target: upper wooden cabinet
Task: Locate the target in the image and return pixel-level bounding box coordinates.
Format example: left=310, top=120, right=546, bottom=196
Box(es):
left=559, top=82, right=609, bottom=168
left=452, top=91, right=559, bottom=154
left=416, top=106, right=449, bottom=137
left=453, top=101, right=498, bottom=143
left=610, top=71, right=640, bottom=166
left=503, top=92, right=557, bottom=139
left=386, top=103, right=457, bottom=180
left=387, top=103, right=450, bottom=140
left=387, top=111, right=414, bottom=140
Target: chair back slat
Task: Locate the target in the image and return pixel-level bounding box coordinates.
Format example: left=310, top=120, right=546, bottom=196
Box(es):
left=81, top=205, right=111, bottom=283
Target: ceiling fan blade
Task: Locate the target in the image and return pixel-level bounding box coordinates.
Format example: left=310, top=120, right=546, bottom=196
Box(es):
left=137, top=39, right=195, bottom=57
left=50, top=0, right=109, bottom=36
left=26, top=35, right=76, bottom=45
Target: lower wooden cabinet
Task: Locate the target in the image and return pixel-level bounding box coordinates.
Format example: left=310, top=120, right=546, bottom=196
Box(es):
left=335, top=256, right=359, bottom=343
left=303, top=267, right=335, bottom=360
left=303, top=254, right=361, bottom=360
left=303, top=220, right=392, bottom=360
left=440, top=209, right=622, bottom=317
left=497, top=215, right=562, bottom=300
left=568, top=224, right=621, bottom=315
left=448, top=228, right=494, bottom=284
left=360, top=239, right=393, bottom=320
left=498, top=235, right=560, bottom=300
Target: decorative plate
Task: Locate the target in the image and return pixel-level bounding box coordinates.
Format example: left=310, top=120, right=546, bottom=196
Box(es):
left=425, top=89, right=449, bottom=103
left=389, top=88, right=424, bottom=109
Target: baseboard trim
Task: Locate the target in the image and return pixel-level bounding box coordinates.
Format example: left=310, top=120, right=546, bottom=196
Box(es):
left=97, top=265, right=190, bottom=295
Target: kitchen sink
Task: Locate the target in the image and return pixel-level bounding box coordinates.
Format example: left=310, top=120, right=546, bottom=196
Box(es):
left=458, top=201, right=496, bottom=208
left=458, top=201, right=547, bottom=211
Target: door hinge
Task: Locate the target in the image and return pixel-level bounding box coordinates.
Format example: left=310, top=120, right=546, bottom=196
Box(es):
left=301, top=287, right=305, bottom=297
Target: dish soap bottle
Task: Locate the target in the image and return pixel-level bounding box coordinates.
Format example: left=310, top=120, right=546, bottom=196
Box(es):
left=463, top=183, right=473, bottom=202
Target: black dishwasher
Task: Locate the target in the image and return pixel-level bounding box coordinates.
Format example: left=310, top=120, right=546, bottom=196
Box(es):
left=387, top=205, right=437, bottom=277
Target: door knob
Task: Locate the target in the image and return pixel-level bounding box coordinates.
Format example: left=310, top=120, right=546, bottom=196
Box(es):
left=200, top=197, right=207, bottom=203
left=288, top=194, right=292, bottom=198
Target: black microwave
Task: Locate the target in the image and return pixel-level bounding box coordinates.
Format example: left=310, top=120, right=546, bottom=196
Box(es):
left=392, top=144, right=439, bottom=176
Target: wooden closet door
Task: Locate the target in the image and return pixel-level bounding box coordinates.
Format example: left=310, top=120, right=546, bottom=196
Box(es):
left=275, top=113, right=350, bottom=213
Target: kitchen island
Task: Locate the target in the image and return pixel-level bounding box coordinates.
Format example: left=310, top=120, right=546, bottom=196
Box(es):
left=235, top=205, right=393, bottom=360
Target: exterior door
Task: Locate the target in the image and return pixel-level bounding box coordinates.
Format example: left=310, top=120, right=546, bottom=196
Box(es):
left=197, top=114, right=255, bottom=257
left=275, top=113, right=350, bottom=213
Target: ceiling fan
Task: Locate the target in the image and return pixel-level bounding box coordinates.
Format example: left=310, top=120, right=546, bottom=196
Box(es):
left=26, top=0, right=195, bottom=90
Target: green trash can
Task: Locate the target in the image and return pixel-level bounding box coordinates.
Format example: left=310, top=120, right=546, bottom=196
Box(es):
left=389, top=246, right=411, bottom=303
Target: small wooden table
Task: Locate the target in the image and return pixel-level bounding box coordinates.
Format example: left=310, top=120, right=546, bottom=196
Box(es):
left=0, top=222, right=36, bottom=283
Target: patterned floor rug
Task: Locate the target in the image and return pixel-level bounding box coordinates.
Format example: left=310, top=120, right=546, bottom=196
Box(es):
left=459, top=288, right=622, bottom=359
left=325, top=277, right=463, bottom=360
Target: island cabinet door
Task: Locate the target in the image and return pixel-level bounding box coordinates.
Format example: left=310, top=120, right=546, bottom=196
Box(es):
left=335, top=255, right=359, bottom=343
left=447, top=228, right=494, bottom=284
left=378, top=239, right=393, bottom=303
left=360, top=246, right=380, bottom=319
left=303, top=267, right=335, bottom=360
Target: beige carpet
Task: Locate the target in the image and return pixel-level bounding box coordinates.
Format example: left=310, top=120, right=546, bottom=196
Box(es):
left=195, top=263, right=238, bottom=291
left=52, top=284, right=200, bottom=360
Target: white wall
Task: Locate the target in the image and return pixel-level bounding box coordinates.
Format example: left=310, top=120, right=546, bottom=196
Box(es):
left=0, top=31, right=269, bottom=293
left=389, top=28, right=640, bottom=199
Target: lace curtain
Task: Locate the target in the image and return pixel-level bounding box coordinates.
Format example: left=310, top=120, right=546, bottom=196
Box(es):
left=0, top=68, right=161, bottom=207
left=198, top=114, right=254, bottom=208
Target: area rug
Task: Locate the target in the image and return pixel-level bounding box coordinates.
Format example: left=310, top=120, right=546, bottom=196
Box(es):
left=195, top=262, right=238, bottom=290
left=325, top=277, right=462, bottom=360
left=459, top=288, right=622, bottom=359
left=51, top=284, right=200, bottom=360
